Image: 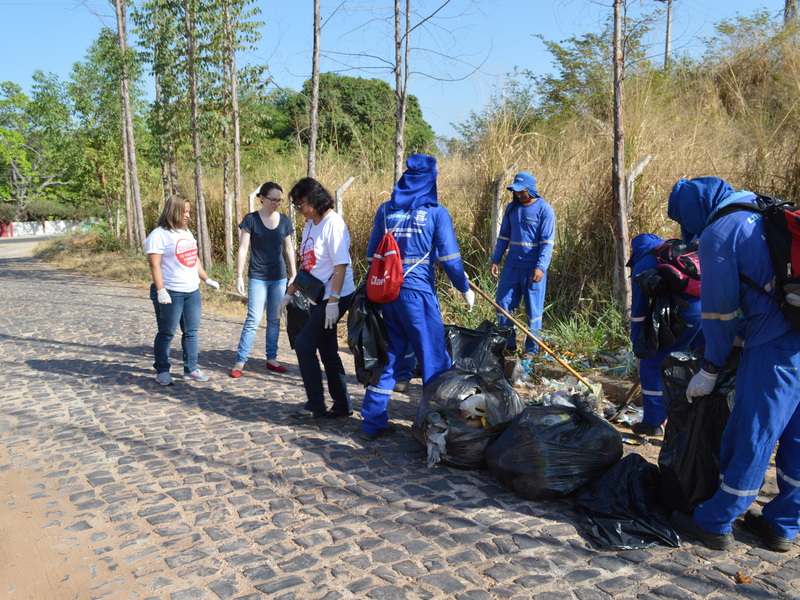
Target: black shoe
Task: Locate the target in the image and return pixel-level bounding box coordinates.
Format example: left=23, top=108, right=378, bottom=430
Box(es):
left=393, top=380, right=410, bottom=393
left=670, top=511, right=735, bottom=550
left=359, top=421, right=397, bottom=442
left=290, top=410, right=324, bottom=422
left=632, top=421, right=664, bottom=437
left=744, top=509, right=792, bottom=552
left=322, top=409, right=353, bottom=419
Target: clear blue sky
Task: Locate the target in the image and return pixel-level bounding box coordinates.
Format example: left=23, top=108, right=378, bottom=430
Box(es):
left=0, top=1, right=784, bottom=138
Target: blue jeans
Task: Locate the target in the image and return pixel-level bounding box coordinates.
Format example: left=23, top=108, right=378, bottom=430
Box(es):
left=150, top=284, right=202, bottom=374
left=236, top=277, right=287, bottom=363
left=294, top=294, right=353, bottom=415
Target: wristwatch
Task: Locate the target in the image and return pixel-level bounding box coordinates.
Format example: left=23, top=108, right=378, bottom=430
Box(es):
left=330, top=292, right=341, bottom=300
left=702, top=359, right=721, bottom=374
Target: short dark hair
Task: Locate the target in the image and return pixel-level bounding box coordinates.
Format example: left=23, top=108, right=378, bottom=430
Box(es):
left=289, top=177, right=334, bottom=214
left=258, top=181, right=282, bottom=197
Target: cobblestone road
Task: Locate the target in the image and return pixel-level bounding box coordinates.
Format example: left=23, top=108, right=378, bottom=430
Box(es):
left=0, top=255, right=798, bottom=600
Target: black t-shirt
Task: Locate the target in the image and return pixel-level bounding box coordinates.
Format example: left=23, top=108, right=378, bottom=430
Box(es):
left=239, top=211, right=294, bottom=280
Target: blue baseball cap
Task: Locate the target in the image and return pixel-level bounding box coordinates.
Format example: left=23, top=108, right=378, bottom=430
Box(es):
left=507, top=172, right=540, bottom=197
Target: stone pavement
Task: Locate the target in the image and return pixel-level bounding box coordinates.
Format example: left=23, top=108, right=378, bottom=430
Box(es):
left=0, top=255, right=798, bottom=600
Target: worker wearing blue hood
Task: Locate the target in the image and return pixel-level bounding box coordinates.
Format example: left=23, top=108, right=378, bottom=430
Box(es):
left=627, top=233, right=703, bottom=437
left=667, top=176, right=800, bottom=553
left=360, top=154, right=474, bottom=441
left=491, top=171, right=556, bottom=354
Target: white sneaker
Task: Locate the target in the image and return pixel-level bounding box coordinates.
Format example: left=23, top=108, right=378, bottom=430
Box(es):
left=183, top=369, right=211, bottom=382
left=155, top=372, right=173, bottom=386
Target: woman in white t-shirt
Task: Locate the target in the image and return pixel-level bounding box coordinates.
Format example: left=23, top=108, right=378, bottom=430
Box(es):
left=277, top=178, right=355, bottom=421
left=145, top=194, right=219, bottom=386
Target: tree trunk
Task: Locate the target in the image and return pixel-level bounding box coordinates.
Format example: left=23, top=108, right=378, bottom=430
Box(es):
left=393, top=0, right=410, bottom=183
left=153, top=12, right=169, bottom=211
left=224, top=4, right=243, bottom=226
left=121, top=104, right=132, bottom=244
left=115, top=0, right=146, bottom=249
left=307, top=0, right=321, bottom=178
left=786, top=0, right=797, bottom=24
left=223, top=122, right=233, bottom=269
left=612, top=0, right=631, bottom=321
left=184, top=0, right=212, bottom=266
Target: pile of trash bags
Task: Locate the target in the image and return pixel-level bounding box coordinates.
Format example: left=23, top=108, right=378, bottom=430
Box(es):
left=412, top=367, right=525, bottom=469
left=486, top=394, right=623, bottom=500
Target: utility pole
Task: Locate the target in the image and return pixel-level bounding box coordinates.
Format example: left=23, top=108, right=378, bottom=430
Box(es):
left=612, top=0, right=631, bottom=320
left=664, top=0, right=672, bottom=69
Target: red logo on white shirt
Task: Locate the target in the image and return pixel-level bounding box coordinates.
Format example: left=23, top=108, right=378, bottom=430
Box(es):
left=175, top=238, right=198, bottom=267
left=300, top=236, right=316, bottom=271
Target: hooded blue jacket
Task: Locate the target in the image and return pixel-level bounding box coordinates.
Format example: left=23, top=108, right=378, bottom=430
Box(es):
left=491, top=197, right=555, bottom=270
left=667, top=177, right=792, bottom=366
left=366, top=154, right=469, bottom=294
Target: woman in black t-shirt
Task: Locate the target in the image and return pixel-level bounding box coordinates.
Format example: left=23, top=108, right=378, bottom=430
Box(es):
left=230, top=182, right=296, bottom=377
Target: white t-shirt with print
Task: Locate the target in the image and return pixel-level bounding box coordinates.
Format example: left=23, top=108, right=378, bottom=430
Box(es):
left=299, top=211, right=355, bottom=299
left=145, top=226, right=201, bottom=293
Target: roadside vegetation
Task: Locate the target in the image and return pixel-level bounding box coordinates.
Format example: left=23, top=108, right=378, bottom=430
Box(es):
left=11, top=9, right=800, bottom=374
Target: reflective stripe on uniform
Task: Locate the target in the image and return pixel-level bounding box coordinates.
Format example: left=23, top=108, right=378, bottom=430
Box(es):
left=510, top=241, right=539, bottom=247
left=778, top=467, right=800, bottom=488
left=641, top=387, right=663, bottom=397
left=438, top=252, right=461, bottom=262
left=701, top=309, right=739, bottom=321
left=366, top=385, right=394, bottom=396
left=631, top=316, right=645, bottom=323
left=719, top=480, right=761, bottom=497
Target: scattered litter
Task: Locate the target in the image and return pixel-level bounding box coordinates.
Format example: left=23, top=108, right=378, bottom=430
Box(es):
left=622, top=437, right=643, bottom=445
left=736, top=572, right=752, bottom=584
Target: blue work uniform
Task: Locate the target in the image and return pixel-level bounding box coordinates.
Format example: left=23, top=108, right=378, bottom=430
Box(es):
left=491, top=197, right=556, bottom=353
left=668, top=176, right=800, bottom=540
left=361, top=154, right=469, bottom=435
left=628, top=233, right=703, bottom=427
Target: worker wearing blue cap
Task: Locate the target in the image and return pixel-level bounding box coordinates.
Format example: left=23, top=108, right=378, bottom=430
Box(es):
left=490, top=171, right=556, bottom=354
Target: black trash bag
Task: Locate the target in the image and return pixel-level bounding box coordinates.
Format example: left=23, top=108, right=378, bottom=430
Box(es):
left=486, top=397, right=623, bottom=500
left=444, top=321, right=513, bottom=373
left=347, top=282, right=389, bottom=387
left=286, top=293, right=310, bottom=350
left=633, top=292, right=689, bottom=359
left=657, top=349, right=740, bottom=512
left=412, top=367, right=525, bottom=470
left=576, top=454, right=681, bottom=550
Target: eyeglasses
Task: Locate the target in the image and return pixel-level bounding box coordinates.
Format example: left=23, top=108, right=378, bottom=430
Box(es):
left=266, top=196, right=282, bottom=203
left=292, top=200, right=308, bottom=210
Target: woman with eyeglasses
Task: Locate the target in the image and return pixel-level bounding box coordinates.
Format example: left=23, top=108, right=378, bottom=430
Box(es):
left=277, top=177, right=356, bottom=421
left=230, top=182, right=297, bottom=377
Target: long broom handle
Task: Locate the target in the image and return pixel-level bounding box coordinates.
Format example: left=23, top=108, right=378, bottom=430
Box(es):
left=468, top=280, right=594, bottom=388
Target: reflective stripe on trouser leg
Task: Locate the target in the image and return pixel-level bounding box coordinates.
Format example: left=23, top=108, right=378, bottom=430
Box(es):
left=521, top=270, right=546, bottom=354
left=638, top=357, right=666, bottom=426
left=694, top=331, right=800, bottom=535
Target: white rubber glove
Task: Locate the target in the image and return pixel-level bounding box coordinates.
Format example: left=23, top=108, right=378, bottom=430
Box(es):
left=324, top=302, right=339, bottom=329
left=235, top=277, right=246, bottom=296
left=157, top=288, right=172, bottom=304
left=205, top=279, right=220, bottom=290
left=278, top=293, right=293, bottom=315
left=686, top=369, right=718, bottom=403
left=461, top=289, right=475, bottom=312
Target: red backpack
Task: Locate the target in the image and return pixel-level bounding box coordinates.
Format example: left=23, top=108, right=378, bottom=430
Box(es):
left=366, top=210, right=429, bottom=304
left=647, top=239, right=701, bottom=297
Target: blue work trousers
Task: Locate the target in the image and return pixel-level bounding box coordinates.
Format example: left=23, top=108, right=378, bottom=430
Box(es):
left=361, top=289, right=451, bottom=434
left=496, top=265, right=546, bottom=353
left=693, top=329, right=800, bottom=539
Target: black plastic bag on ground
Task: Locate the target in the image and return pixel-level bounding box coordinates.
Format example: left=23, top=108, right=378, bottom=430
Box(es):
left=576, top=454, right=681, bottom=550
left=486, top=398, right=623, bottom=500
left=347, top=282, right=389, bottom=387
left=412, top=367, right=525, bottom=470
left=286, top=293, right=310, bottom=350
left=444, top=321, right=513, bottom=373
left=657, top=349, right=740, bottom=512
left=633, top=292, right=689, bottom=359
